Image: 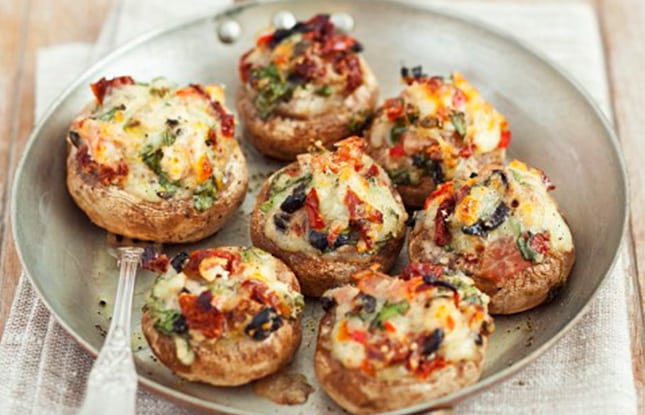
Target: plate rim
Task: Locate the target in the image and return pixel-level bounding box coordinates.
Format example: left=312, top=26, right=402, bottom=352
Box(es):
left=10, top=0, right=629, bottom=413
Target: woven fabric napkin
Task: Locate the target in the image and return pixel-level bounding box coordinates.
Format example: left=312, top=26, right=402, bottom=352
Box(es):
left=0, top=1, right=637, bottom=414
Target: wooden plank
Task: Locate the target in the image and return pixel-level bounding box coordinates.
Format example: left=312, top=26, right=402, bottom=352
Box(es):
left=0, top=0, right=32, bottom=334
left=0, top=0, right=113, bottom=335
left=594, top=0, right=645, bottom=410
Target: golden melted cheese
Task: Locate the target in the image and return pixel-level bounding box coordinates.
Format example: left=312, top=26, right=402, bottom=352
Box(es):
left=367, top=72, right=509, bottom=186
left=420, top=161, right=573, bottom=257
left=70, top=77, right=236, bottom=202
left=323, top=266, right=492, bottom=378
left=262, top=139, right=407, bottom=255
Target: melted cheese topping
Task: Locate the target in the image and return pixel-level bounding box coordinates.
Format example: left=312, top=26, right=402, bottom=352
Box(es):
left=239, top=14, right=371, bottom=118
left=420, top=161, right=573, bottom=259
left=323, top=265, right=492, bottom=379
left=262, top=137, right=407, bottom=255
left=367, top=72, right=509, bottom=187
left=145, top=247, right=304, bottom=360
left=69, top=77, right=236, bottom=204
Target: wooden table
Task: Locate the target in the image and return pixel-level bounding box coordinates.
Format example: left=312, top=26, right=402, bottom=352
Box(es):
left=1, top=0, right=642, bottom=409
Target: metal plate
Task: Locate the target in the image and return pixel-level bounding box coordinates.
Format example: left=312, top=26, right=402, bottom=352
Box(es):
left=11, top=0, right=627, bottom=414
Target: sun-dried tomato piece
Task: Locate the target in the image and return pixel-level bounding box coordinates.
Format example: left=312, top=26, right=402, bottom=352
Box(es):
left=178, top=291, right=225, bottom=338
left=90, top=76, right=134, bottom=105
left=433, top=196, right=455, bottom=247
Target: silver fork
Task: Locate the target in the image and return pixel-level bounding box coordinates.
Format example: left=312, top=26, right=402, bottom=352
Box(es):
left=79, top=244, right=144, bottom=415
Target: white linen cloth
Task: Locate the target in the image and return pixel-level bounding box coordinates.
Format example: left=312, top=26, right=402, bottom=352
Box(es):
left=0, top=1, right=637, bottom=414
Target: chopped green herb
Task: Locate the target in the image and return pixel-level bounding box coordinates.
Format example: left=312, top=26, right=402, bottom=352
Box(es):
left=161, top=129, right=176, bottom=146
left=315, top=84, right=332, bottom=97
left=390, top=124, right=407, bottom=143
left=149, top=87, right=169, bottom=98
left=261, top=173, right=312, bottom=213
left=348, top=111, right=370, bottom=134
left=141, top=143, right=179, bottom=198
left=517, top=234, right=537, bottom=262
left=153, top=309, right=180, bottom=336
left=193, top=179, right=217, bottom=211
left=450, top=111, right=467, bottom=138
left=371, top=300, right=409, bottom=330
left=141, top=144, right=164, bottom=174
left=94, top=104, right=126, bottom=121
left=251, top=63, right=294, bottom=119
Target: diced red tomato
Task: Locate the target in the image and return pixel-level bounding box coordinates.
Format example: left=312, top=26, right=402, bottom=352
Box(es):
left=255, top=32, right=274, bottom=46
left=383, top=321, right=397, bottom=333
left=388, top=143, right=405, bottom=157
left=415, top=356, right=447, bottom=379
left=498, top=129, right=511, bottom=149
left=365, top=164, right=380, bottom=179
left=458, top=144, right=473, bottom=158
left=479, top=237, right=531, bottom=282
left=383, top=98, right=404, bottom=121
left=305, top=188, right=326, bottom=230
left=349, top=329, right=368, bottom=343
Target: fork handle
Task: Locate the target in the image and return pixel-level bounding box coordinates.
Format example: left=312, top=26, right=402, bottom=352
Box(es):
left=79, top=247, right=143, bottom=415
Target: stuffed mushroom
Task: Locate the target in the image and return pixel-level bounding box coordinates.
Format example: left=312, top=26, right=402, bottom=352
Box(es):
left=237, top=14, right=378, bottom=160
left=365, top=69, right=510, bottom=207
left=141, top=246, right=304, bottom=386
left=315, top=263, right=494, bottom=415
left=250, top=136, right=407, bottom=297
left=408, top=161, right=575, bottom=314
left=66, top=76, right=248, bottom=243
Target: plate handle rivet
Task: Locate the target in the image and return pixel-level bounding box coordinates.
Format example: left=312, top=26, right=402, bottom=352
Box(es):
left=217, top=19, right=241, bottom=44
left=331, top=12, right=354, bottom=32
left=272, top=10, right=296, bottom=30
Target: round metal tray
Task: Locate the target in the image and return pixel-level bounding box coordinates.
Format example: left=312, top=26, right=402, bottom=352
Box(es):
left=11, top=0, right=627, bottom=413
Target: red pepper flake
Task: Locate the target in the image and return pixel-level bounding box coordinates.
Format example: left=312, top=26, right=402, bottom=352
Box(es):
left=388, top=143, right=405, bottom=158
left=383, top=98, right=404, bottom=121
left=213, top=101, right=235, bottom=137
left=178, top=292, right=224, bottom=338
left=415, top=356, right=448, bottom=379
left=305, top=188, right=326, bottom=230
left=542, top=172, right=555, bottom=191
left=90, top=76, right=134, bottom=105
left=498, top=129, right=511, bottom=149
left=383, top=321, right=396, bottom=333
